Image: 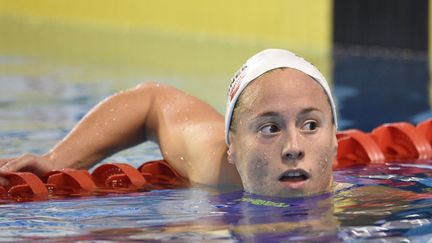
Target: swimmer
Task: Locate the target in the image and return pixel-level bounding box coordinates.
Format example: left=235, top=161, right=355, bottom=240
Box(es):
left=0, top=49, right=338, bottom=198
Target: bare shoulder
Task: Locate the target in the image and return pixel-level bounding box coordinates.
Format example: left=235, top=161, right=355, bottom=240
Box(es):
left=137, top=82, right=231, bottom=185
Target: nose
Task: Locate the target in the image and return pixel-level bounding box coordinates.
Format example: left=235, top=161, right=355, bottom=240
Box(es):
left=284, top=150, right=304, bottom=160
left=282, top=132, right=305, bottom=162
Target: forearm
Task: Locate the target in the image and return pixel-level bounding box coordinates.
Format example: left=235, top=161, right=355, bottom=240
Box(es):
left=44, top=83, right=157, bottom=169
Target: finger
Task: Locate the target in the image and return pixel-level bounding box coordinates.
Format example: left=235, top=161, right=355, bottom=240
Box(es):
left=0, top=154, right=37, bottom=173
left=0, top=158, right=15, bottom=167
left=0, top=161, right=12, bottom=175
left=0, top=154, right=51, bottom=178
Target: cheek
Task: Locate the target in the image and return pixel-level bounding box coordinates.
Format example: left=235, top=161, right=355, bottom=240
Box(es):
left=231, top=131, right=279, bottom=190
left=312, top=132, right=336, bottom=172
left=318, top=154, right=331, bottom=172
left=308, top=141, right=334, bottom=177
left=239, top=154, right=270, bottom=177
left=314, top=150, right=334, bottom=185
left=235, top=148, right=274, bottom=187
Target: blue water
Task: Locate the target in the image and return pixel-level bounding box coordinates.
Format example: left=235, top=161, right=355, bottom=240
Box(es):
left=0, top=164, right=431, bottom=242
left=0, top=51, right=432, bottom=241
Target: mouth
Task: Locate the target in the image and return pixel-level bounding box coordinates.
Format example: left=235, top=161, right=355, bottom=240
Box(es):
left=278, top=169, right=310, bottom=183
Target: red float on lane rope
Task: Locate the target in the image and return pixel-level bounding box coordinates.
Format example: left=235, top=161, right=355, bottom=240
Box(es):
left=0, top=186, right=5, bottom=195
left=371, top=122, right=432, bottom=161
left=336, top=129, right=385, bottom=167
left=417, top=119, right=432, bottom=146
left=92, top=163, right=147, bottom=188
left=44, top=169, right=96, bottom=194
left=4, top=172, right=48, bottom=198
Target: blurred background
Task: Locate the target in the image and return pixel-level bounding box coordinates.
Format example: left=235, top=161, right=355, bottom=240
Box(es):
left=0, top=0, right=430, bottom=135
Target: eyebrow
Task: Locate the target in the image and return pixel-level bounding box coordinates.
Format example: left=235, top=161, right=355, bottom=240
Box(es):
left=254, top=111, right=281, bottom=118
left=253, top=107, right=322, bottom=119
left=298, top=107, right=323, bottom=116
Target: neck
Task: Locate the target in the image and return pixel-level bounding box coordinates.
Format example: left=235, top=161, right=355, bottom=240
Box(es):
left=219, top=151, right=243, bottom=187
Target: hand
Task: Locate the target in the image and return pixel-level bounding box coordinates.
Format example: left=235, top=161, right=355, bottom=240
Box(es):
left=0, top=153, right=54, bottom=186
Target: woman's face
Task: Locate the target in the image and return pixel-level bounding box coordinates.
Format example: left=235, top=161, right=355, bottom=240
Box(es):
left=228, top=68, right=337, bottom=197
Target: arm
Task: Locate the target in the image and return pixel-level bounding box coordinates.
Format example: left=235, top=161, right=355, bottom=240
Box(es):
left=0, top=82, right=240, bottom=187
left=0, top=82, right=163, bottom=177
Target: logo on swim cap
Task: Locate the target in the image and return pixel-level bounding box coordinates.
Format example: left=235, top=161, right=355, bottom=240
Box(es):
left=228, top=65, right=248, bottom=101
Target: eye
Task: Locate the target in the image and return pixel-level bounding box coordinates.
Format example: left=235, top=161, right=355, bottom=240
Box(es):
left=301, top=120, right=318, bottom=131
left=259, top=124, right=280, bottom=134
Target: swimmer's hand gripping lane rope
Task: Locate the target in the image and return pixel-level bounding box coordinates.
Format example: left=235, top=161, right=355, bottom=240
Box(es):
left=0, top=119, right=431, bottom=203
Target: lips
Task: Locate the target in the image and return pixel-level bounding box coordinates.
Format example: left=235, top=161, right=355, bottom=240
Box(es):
left=278, top=169, right=310, bottom=183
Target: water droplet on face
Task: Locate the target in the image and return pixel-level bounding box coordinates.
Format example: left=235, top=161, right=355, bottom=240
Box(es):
left=112, top=117, right=117, bottom=121
left=180, top=157, right=184, bottom=160
left=156, top=83, right=160, bottom=87
left=109, top=108, right=115, bottom=112
left=184, top=117, right=188, bottom=121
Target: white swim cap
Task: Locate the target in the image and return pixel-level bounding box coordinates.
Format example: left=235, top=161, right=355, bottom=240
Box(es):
left=225, top=48, right=338, bottom=145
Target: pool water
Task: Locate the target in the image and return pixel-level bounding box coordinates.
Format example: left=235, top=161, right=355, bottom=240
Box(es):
left=0, top=70, right=431, bottom=242
left=1, top=16, right=432, bottom=242
left=0, top=164, right=431, bottom=242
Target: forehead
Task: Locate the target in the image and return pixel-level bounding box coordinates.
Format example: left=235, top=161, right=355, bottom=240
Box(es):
left=240, top=68, right=330, bottom=112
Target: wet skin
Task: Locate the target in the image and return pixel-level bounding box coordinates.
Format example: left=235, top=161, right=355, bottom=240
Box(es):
left=0, top=68, right=337, bottom=198
left=228, top=68, right=338, bottom=197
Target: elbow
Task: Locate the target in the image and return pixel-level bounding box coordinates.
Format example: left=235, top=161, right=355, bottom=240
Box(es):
left=134, top=82, right=167, bottom=91
left=131, top=82, right=171, bottom=105
left=128, top=82, right=164, bottom=102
